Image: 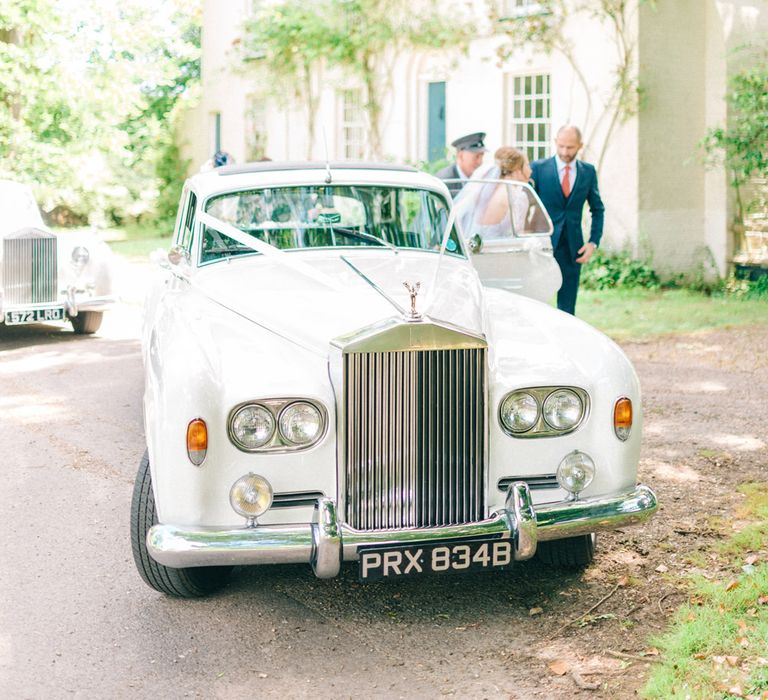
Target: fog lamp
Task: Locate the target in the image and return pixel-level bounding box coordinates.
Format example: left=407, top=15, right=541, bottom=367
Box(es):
left=230, top=473, right=273, bottom=524
left=556, top=450, right=595, bottom=499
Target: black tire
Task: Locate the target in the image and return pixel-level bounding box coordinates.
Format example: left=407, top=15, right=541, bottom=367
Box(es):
left=130, top=449, right=232, bottom=597
left=536, top=534, right=597, bottom=568
left=71, top=311, right=103, bottom=335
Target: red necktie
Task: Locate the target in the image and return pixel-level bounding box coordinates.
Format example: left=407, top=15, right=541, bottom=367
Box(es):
left=562, top=164, right=571, bottom=197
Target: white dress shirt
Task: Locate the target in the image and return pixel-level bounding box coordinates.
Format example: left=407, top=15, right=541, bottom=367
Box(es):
left=554, top=154, right=578, bottom=190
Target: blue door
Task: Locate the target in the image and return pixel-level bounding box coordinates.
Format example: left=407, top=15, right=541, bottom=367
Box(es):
left=427, top=82, right=446, bottom=163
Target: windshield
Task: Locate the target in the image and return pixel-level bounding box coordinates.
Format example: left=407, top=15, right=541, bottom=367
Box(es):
left=200, top=185, right=463, bottom=264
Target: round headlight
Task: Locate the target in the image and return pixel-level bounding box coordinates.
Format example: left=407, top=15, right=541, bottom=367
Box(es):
left=542, top=389, right=584, bottom=431
left=71, top=246, right=90, bottom=266
left=557, top=451, right=595, bottom=496
left=500, top=391, right=539, bottom=433
left=278, top=401, right=323, bottom=445
left=230, top=473, right=273, bottom=519
left=230, top=404, right=275, bottom=450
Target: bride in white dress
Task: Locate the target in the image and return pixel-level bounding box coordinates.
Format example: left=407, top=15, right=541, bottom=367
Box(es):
left=454, top=146, right=563, bottom=303
left=457, top=146, right=533, bottom=240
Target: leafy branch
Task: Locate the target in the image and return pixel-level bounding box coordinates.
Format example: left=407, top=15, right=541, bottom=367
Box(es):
left=241, top=0, right=475, bottom=159
left=491, top=0, right=649, bottom=172
left=701, top=45, right=768, bottom=223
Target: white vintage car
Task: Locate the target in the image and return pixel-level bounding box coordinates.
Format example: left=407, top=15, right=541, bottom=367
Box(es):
left=0, top=180, right=115, bottom=334
left=132, top=162, right=657, bottom=597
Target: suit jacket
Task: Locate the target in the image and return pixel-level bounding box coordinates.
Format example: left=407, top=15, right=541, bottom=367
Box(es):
left=435, top=163, right=464, bottom=197
left=530, top=156, right=604, bottom=254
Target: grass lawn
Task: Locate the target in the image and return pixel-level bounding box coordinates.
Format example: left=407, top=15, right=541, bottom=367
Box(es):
left=577, top=288, right=767, bottom=341
left=643, top=484, right=768, bottom=699
left=109, top=234, right=172, bottom=261
left=101, top=220, right=173, bottom=261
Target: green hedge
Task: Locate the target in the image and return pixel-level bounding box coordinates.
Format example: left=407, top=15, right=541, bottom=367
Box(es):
left=581, top=249, right=660, bottom=290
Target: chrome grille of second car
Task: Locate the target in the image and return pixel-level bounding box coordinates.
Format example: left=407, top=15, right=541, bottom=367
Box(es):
left=344, top=347, right=486, bottom=530
left=2, top=233, right=58, bottom=305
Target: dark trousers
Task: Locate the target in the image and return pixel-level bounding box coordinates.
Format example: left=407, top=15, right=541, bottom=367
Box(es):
left=554, top=233, right=581, bottom=315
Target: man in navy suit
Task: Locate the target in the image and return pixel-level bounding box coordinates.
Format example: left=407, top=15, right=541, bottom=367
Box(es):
left=530, top=125, right=604, bottom=315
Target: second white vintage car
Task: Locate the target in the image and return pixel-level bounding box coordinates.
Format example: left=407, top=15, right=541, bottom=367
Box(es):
left=131, top=161, right=657, bottom=597
left=0, top=180, right=115, bottom=334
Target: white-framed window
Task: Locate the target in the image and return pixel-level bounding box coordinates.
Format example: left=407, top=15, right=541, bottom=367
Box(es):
left=506, top=73, right=551, bottom=162
left=499, top=0, right=546, bottom=18
left=339, top=88, right=366, bottom=160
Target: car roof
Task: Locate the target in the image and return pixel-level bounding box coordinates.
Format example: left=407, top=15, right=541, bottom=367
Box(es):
left=186, top=161, right=451, bottom=200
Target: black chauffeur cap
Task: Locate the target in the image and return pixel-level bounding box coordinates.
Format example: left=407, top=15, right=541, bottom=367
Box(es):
left=450, top=132, right=487, bottom=152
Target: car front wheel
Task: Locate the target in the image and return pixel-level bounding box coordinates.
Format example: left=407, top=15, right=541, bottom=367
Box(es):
left=70, top=311, right=103, bottom=335
left=130, top=449, right=232, bottom=597
left=536, top=533, right=596, bottom=568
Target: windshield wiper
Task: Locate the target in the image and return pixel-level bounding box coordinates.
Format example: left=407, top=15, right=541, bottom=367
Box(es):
left=328, top=225, right=397, bottom=252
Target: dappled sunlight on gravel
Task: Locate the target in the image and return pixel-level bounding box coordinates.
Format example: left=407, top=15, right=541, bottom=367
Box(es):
left=712, top=434, right=766, bottom=451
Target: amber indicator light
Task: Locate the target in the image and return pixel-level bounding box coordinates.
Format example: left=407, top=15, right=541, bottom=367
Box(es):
left=187, top=418, right=208, bottom=453
left=614, top=398, right=633, bottom=431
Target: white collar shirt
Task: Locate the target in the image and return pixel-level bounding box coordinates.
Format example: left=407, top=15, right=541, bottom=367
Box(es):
left=554, top=154, right=578, bottom=189
left=456, top=163, right=470, bottom=181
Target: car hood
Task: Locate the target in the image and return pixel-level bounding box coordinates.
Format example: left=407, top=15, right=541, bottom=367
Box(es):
left=192, top=251, right=486, bottom=355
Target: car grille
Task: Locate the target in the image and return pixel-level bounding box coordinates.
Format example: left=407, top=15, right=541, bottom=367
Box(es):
left=2, top=232, right=58, bottom=305
left=343, top=347, right=486, bottom=530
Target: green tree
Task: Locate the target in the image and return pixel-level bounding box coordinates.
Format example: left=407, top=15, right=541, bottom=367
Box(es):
left=702, top=46, right=768, bottom=222
left=241, top=0, right=475, bottom=159
left=241, top=1, right=335, bottom=158
left=323, top=0, right=475, bottom=158
left=0, top=0, right=200, bottom=225
left=491, top=0, right=651, bottom=171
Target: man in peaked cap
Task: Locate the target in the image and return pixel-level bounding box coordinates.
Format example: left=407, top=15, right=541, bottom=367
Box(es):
left=436, top=132, right=488, bottom=196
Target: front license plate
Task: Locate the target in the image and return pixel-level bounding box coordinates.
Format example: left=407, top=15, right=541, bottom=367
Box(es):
left=359, top=538, right=514, bottom=582
left=4, top=307, right=65, bottom=325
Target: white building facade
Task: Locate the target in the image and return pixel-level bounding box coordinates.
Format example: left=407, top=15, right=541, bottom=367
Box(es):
left=180, top=0, right=768, bottom=277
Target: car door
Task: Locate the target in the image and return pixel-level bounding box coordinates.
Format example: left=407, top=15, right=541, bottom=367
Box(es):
left=446, top=178, right=561, bottom=303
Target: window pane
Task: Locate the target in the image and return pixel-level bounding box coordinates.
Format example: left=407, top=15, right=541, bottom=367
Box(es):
left=507, top=73, right=550, bottom=160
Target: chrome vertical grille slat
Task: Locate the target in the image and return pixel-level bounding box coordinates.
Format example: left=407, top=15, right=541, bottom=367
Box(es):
left=344, top=346, right=486, bottom=531
left=3, top=233, right=57, bottom=305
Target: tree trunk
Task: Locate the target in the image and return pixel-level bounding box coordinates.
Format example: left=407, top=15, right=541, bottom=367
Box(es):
left=362, top=54, right=382, bottom=159
left=302, top=63, right=316, bottom=159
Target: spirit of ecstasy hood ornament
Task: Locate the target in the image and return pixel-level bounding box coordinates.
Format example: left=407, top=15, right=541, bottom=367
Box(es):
left=403, top=281, right=422, bottom=322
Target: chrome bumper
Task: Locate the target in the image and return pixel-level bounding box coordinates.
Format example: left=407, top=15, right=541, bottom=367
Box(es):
left=147, top=483, right=658, bottom=577
left=65, top=287, right=117, bottom=314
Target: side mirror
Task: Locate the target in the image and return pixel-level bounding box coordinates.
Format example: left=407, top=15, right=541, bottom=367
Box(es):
left=468, top=234, right=483, bottom=254
left=168, top=245, right=191, bottom=266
